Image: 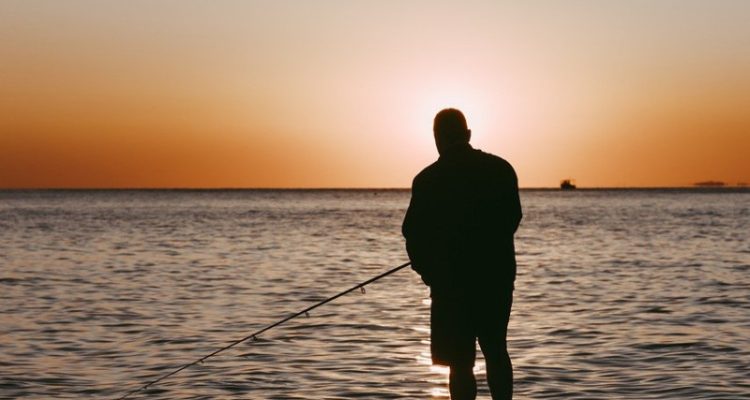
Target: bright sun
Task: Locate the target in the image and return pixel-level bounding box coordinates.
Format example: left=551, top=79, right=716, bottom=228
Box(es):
left=411, top=84, right=493, bottom=145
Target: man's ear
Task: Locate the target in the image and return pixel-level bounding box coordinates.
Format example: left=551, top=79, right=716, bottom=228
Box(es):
left=466, top=129, right=472, bottom=142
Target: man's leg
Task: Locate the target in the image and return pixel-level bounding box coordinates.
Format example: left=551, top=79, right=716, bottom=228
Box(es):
left=478, top=336, right=512, bottom=400
left=477, top=290, right=513, bottom=400
left=449, top=364, right=477, bottom=400
left=432, top=296, right=478, bottom=399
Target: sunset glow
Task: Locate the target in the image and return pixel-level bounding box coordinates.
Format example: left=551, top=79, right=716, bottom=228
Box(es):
left=1, top=1, right=748, bottom=188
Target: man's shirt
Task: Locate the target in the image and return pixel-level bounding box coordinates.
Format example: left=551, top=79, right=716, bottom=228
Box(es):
left=402, top=142, right=522, bottom=299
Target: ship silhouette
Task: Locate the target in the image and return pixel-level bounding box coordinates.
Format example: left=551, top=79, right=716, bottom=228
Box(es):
left=560, top=179, right=576, bottom=190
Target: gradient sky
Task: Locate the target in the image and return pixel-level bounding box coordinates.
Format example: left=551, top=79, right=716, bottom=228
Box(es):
left=1, top=0, right=748, bottom=188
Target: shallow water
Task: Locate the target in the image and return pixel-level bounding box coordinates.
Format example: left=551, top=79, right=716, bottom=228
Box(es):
left=1, top=189, right=749, bottom=399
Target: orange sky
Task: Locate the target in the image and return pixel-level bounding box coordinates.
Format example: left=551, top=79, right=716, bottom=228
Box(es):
left=1, top=1, right=748, bottom=188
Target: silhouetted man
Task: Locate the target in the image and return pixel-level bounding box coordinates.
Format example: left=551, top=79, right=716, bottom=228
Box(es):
left=403, top=108, right=522, bottom=400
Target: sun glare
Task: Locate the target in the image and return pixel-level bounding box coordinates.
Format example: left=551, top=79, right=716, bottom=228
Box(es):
left=407, top=82, right=493, bottom=146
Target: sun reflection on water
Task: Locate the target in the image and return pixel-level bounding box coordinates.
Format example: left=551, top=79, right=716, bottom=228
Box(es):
left=430, top=386, right=450, bottom=398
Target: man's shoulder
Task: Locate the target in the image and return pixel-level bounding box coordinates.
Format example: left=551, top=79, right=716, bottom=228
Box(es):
left=472, top=148, right=516, bottom=175
left=413, top=160, right=441, bottom=186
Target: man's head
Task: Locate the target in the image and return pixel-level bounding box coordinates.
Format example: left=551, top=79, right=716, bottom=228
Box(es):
left=433, top=108, right=471, bottom=155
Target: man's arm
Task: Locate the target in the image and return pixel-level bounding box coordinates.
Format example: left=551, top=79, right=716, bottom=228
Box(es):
left=508, top=166, right=522, bottom=234
left=402, top=178, right=435, bottom=286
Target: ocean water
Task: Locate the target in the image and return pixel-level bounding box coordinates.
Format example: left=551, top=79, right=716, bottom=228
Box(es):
left=1, top=189, right=749, bottom=400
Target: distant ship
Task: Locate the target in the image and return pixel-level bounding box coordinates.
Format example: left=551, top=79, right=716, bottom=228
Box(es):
left=560, top=179, right=576, bottom=190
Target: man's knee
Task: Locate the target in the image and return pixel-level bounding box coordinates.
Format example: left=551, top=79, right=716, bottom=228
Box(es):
left=449, top=364, right=477, bottom=400
left=479, top=335, right=508, bottom=358
left=450, top=364, right=474, bottom=377
left=449, top=364, right=475, bottom=380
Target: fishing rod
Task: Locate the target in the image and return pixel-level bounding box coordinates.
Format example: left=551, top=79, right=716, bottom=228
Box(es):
left=115, top=260, right=411, bottom=400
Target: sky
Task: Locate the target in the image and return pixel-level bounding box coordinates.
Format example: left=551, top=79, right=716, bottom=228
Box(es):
left=1, top=0, right=749, bottom=188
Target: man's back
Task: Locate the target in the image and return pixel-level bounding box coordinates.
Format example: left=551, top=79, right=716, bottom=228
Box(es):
left=402, top=142, right=522, bottom=299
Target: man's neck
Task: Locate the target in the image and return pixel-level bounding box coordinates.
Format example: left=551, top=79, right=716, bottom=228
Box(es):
left=439, top=141, right=473, bottom=158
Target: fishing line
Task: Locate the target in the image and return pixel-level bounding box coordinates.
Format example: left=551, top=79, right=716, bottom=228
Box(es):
left=115, top=260, right=411, bottom=399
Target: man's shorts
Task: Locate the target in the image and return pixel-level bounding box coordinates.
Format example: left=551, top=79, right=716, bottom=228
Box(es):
left=430, top=290, right=513, bottom=367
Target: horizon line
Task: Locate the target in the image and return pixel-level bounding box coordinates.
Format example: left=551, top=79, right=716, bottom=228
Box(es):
left=1, top=185, right=747, bottom=191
